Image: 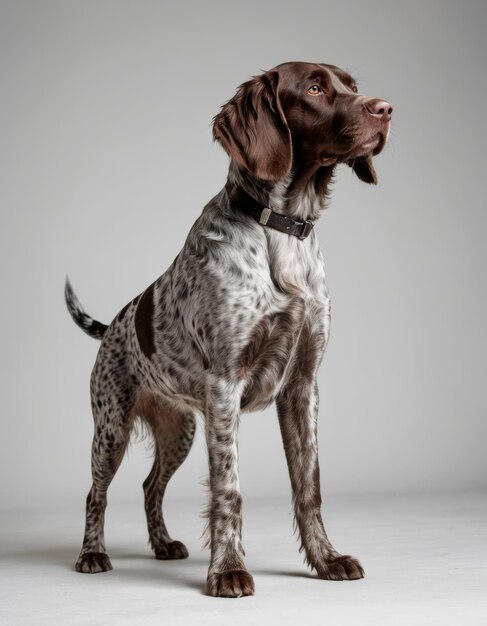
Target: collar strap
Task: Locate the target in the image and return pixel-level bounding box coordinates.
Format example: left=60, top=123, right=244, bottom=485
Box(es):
left=227, top=183, right=314, bottom=240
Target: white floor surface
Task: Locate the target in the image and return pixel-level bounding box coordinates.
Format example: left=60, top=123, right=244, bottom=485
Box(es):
left=1, top=493, right=486, bottom=625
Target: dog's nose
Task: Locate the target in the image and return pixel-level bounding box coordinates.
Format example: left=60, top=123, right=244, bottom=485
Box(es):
left=365, top=98, right=393, bottom=121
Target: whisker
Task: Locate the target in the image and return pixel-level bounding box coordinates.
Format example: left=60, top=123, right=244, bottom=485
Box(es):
left=333, top=123, right=352, bottom=142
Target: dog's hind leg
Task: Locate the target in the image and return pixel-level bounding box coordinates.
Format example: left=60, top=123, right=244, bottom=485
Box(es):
left=139, top=393, right=196, bottom=559
left=75, top=352, right=135, bottom=574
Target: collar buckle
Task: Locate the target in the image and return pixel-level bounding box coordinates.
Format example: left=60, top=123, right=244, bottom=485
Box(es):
left=298, top=220, right=314, bottom=240
left=258, top=207, right=272, bottom=225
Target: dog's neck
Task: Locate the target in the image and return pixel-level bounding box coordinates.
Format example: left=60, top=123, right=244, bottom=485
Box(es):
left=226, top=161, right=335, bottom=222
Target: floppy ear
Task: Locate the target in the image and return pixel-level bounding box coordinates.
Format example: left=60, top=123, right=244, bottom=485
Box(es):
left=212, top=72, right=292, bottom=181
left=348, top=155, right=378, bottom=185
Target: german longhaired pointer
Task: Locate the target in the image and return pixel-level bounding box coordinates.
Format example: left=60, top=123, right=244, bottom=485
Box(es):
left=65, top=61, right=392, bottom=597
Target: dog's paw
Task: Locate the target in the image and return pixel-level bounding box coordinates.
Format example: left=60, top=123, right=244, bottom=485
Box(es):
left=154, top=539, right=189, bottom=560
left=75, top=552, right=112, bottom=573
left=317, top=554, right=364, bottom=580
left=207, top=570, right=255, bottom=598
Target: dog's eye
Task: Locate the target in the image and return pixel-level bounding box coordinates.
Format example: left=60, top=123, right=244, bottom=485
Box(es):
left=307, top=85, right=322, bottom=96
left=351, top=84, right=358, bottom=93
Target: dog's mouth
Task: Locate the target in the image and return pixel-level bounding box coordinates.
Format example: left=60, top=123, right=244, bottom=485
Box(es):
left=349, top=131, right=386, bottom=159
left=320, top=125, right=388, bottom=165
left=361, top=132, right=382, bottom=154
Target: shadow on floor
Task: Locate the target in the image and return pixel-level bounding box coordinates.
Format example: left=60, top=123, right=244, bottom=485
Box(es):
left=2, top=542, right=208, bottom=592
left=3, top=541, right=317, bottom=593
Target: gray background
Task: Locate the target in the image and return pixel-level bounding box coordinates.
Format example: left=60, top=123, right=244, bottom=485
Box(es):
left=1, top=0, right=485, bottom=511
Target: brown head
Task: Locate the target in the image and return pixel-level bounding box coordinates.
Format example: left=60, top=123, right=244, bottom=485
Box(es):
left=213, top=61, right=392, bottom=186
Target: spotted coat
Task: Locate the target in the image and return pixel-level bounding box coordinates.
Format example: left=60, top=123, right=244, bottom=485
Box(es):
left=65, top=61, right=391, bottom=597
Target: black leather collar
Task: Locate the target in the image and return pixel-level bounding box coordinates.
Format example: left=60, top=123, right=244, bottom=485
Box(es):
left=226, top=183, right=314, bottom=240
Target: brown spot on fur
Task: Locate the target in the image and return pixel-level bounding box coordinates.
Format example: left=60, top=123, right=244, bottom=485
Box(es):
left=291, top=322, right=321, bottom=383
left=130, top=390, right=184, bottom=439
left=135, top=283, right=156, bottom=358
left=238, top=308, right=304, bottom=410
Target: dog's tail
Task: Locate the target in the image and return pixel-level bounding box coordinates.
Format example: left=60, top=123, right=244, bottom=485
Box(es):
left=64, top=278, right=109, bottom=340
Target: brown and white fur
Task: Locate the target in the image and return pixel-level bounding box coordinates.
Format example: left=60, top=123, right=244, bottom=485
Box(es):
left=65, top=61, right=392, bottom=598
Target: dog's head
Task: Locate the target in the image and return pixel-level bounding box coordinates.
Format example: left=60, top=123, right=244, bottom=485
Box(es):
left=213, top=61, right=392, bottom=184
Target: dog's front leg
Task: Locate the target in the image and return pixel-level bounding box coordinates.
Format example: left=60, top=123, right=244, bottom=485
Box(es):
left=205, top=375, right=255, bottom=598
left=276, top=377, right=364, bottom=581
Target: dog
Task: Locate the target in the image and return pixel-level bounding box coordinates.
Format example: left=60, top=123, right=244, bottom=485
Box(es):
left=65, top=61, right=392, bottom=598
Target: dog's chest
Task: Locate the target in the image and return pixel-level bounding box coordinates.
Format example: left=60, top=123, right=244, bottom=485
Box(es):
left=265, top=230, right=326, bottom=297
left=238, top=233, right=329, bottom=411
